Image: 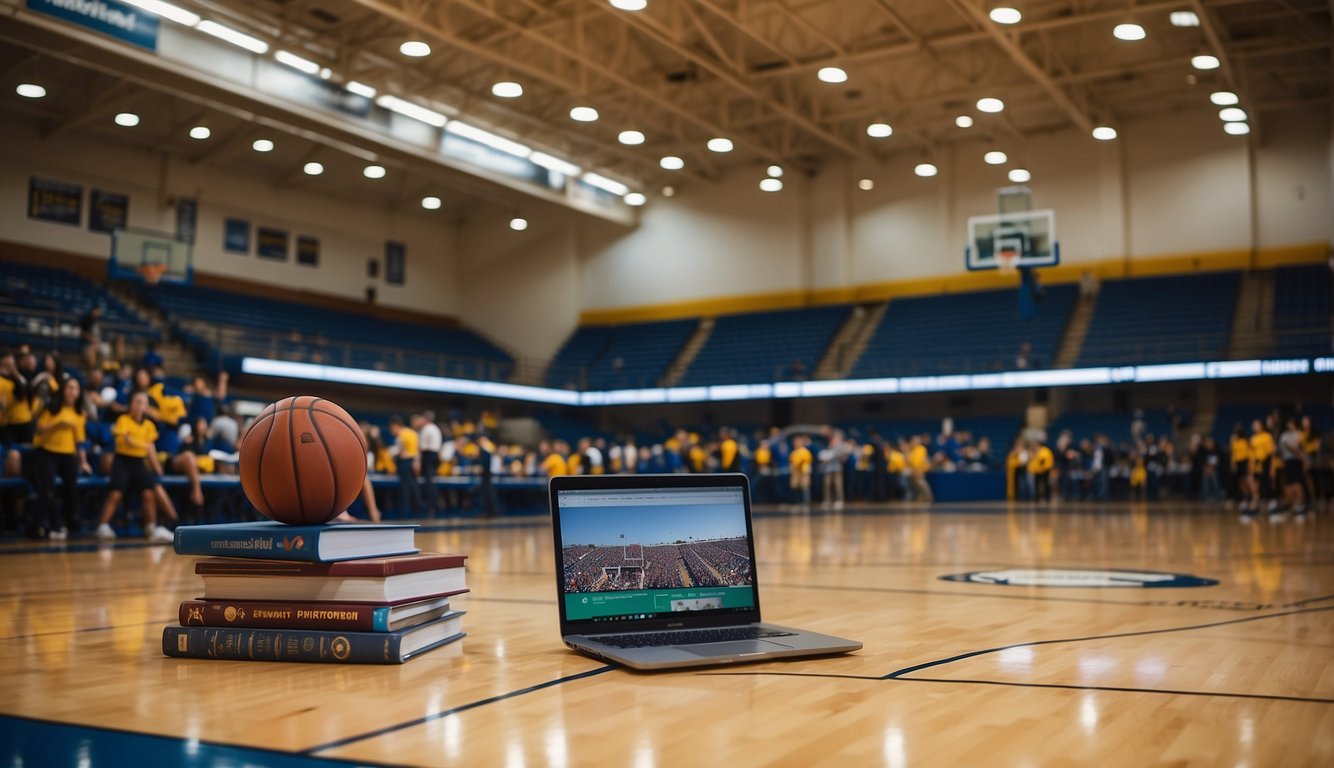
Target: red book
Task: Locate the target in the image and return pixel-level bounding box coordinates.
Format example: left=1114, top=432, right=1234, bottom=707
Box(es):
left=178, top=590, right=469, bottom=632
left=194, top=553, right=467, bottom=603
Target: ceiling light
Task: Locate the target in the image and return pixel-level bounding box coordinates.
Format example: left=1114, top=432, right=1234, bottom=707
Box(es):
left=817, top=67, right=848, bottom=84
left=583, top=173, right=630, bottom=196
left=491, top=81, right=523, bottom=98
left=707, top=137, right=734, bottom=152
left=188, top=125, right=210, bottom=140
left=569, top=106, right=599, bottom=122
left=976, top=97, right=1004, bottom=113
left=1008, top=168, right=1031, bottom=183
left=509, top=217, right=528, bottom=231
left=759, top=178, right=783, bottom=192
left=866, top=122, right=892, bottom=138
left=346, top=81, right=376, bottom=98
left=617, top=130, right=646, bottom=145
left=767, top=165, right=783, bottom=178
left=375, top=95, right=447, bottom=127
left=1223, top=122, right=1250, bottom=136
left=319, top=68, right=332, bottom=80
left=624, top=192, right=647, bottom=206
left=114, top=112, right=140, bottom=127
left=660, top=155, right=684, bottom=170
left=661, top=186, right=675, bottom=197
left=399, top=40, right=431, bottom=57
left=363, top=164, right=386, bottom=179
left=1191, top=54, right=1220, bottom=70
left=1113, top=23, right=1146, bottom=41
left=955, top=115, right=974, bottom=128
left=303, top=162, right=323, bottom=175
left=421, top=196, right=442, bottom=210
left=447, top=121, right=532, bottom=157
left=857, top=179, right=874, bottom=191
left=1091, top=126, right=1118, bottom=141
left=984, top=151, right=1007, bottom=165
left=275, top=50, right=320, bottom=75
left=1218, top=107, right=1247, bottom=122
left=530, top=152, right=582, bottom=177
left=252, top=138, right=274, bottom=152
left=914, top=163, right=938, bottom=177
left=121, top=0, right=199, bottom=26
left=989, top=7, right=1021, bottom=24
left=609, top=0, right=647, bottom=9
left=16, top=83, right=46, bottom=98
left=1170, top=11, right=1199, bottom=27
left=197, top=20, right=269, bottom=54
left=1210, top=91, right=1239, bottom=106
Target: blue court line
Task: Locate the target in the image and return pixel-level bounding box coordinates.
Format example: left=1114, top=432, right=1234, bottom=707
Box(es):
left=299, top=665, right=615, bottom=755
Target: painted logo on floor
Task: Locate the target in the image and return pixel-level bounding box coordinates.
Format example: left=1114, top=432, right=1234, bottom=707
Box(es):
left=941, top=569, right=1218, bottom=588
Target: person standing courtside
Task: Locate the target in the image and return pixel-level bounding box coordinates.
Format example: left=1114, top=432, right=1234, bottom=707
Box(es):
left=415, top=412, right=443, bottom=515
left=388, top=416, right=421, bottom=516
left=30, top=377, right=91, bottom=539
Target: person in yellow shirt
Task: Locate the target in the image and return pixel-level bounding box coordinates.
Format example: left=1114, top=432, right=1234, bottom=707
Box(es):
left=389, top=416, right=421, bottom=516
left=1250, top=419, right=1277, bottom=513
left=1231, top=425, right=1256, bottom=515
left=908, top=435, right=933, bottom=503
left=718, top=429, right=739, bottom=473
left=3, top=352, right=36, bottom=447
left=1028, top=441, right=1055, bottom=503
left=539, top=440, right=570, bottom=478
left=886, top=443, right=907, bottom=501
left=789, top=435, right=813, bottom=508
left=1129, top=452, right=1148, bottom=501
left=31, top=377, right=91, bottom=540
left=95, top=392, right=171, bottom=542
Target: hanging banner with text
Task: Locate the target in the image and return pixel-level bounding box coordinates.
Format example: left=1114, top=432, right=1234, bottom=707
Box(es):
left=26, top=0, right=160, bottom=51
left=28, top=177, right=82, bottom=226
left=89, top=189, right=129, bottom=234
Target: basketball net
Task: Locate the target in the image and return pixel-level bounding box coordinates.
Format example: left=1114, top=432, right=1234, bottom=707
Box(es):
left=998, top=250, right=1018, bottom=274
left=139, top=263, right=167, bottom=284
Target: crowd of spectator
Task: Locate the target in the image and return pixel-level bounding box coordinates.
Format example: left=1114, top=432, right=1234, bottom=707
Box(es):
left=562, top=537, right=752, bottom=594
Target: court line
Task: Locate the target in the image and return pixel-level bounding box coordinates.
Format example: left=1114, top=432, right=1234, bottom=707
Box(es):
left=0, top=617, right=177, bottom=642
left=300, top=665, right=615, bottom=755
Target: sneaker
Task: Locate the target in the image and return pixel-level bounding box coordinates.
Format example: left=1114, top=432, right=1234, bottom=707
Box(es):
left=1269, top=512, right=1286, bottom=523
left=95, top=523, right=117, bottom=540
left=149, top=525, right=174, bottom=544
left=1268, top=499, right=1279, bottom=513
left=48, top=528, right=67, bottom=541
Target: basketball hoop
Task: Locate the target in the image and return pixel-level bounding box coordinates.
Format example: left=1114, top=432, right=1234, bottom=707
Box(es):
left=138, top=263, right=167, bottom=284
left=997, top=250, right=1018, bottom=273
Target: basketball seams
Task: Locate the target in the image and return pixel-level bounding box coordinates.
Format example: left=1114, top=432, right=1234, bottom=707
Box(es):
left=311, top=406, right=368, bottom=454
left=242, top=397, right=367, bottom=525
left=285, top=398, right=307, bottom=523
left=250, top=402, right=281, bottom=516
left=307, top=398, right=341, bottom=522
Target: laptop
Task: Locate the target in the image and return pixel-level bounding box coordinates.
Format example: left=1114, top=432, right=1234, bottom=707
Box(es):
left=549, top=473, right=862, bottom=670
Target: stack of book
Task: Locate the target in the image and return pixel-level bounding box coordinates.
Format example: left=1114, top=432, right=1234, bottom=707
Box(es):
left=162, top=521, right=467, bottom=664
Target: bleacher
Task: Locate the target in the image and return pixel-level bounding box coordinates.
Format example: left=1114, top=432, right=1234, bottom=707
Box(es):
left=1076, top=272, right=1240, bottom=367
left=545, top=319, right=696, bottom=390
left=137, top=282, right=512, bottom=381
left=1272, top=265, right=1332, bottom=357
left=0, top=263, right=159, bottom=352
left=679, top=305, right=851, bottom=386
left=851, top=285, right=1078, bottom=378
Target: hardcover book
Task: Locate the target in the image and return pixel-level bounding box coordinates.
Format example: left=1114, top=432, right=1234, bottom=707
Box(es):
left=178, top=591, right=467, bottom=632
left=174, top=521, right=418, bottom=562
left=163, top=611, right=465, bottom=664
left=195, top=553, right=468, bottom=603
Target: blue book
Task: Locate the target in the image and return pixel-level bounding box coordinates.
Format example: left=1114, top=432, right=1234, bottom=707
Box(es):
left=162, top=611, right=465, bottom=664
left=173, top=520, right=418, bottom=562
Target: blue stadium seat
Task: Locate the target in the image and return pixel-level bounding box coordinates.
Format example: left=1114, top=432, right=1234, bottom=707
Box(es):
left=679, top=305, right=851, bottom=386
left=1271, top=265, right=1332, bottom=357
left=545, top=319, right=696, bottom=390
left=1076, top=272, right=1239, bottom=367
left=0, top=263, right=160, bottom=351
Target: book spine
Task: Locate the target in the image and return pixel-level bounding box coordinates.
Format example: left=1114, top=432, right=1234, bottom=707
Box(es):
left=162, top=625, right=405, bottom=664
left=174, top=527, right=321, bottom=561
left=178, top=600, right=382, bottom=631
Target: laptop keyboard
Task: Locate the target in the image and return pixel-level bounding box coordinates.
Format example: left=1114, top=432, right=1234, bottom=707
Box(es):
left=591, top=627, right=797, bottom=649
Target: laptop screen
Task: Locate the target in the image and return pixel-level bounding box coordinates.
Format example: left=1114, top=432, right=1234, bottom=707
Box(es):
left=555, top=484, right=757, bottom=625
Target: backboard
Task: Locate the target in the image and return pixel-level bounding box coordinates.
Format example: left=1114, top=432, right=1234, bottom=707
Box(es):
left=965, top=186, right=1059, bottom=271
left=110, top=227, right=193, bottom=284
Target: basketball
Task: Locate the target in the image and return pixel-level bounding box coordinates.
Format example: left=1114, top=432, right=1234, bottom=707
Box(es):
left=238, top=396, right=368, bottom=525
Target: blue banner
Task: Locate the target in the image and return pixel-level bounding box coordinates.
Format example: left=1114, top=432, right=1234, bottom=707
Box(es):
left=257, top=227, right=288, bottom=261
left=296, top=235, right=319, bottom=267
left=88, top=189, right=128, bottom=234
left=223, top=218, right=250, bottom=254
left=176, top=197, right=197, bottom=243
left=385, top=241, right=405, bottom=285
left=28, top=177, right=82, bottom=225
left=26, top=0, right=160, bottom=51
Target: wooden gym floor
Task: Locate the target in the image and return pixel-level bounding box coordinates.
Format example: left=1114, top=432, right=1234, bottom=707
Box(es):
left=1, top=501, right=1331, bottom=766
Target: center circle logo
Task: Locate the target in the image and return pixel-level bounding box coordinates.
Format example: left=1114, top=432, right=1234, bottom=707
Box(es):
left=941, top=568, right=1217, bottom=588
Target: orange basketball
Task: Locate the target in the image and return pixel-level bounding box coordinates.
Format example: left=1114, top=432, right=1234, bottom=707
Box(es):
left=238, top=396, right=368, bottom=525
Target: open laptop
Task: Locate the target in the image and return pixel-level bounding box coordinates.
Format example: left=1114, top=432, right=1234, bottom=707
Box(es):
left=549, top=473, right=861, bottom=670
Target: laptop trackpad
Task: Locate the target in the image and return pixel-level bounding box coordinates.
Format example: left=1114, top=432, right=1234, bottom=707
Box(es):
left=680, top=640, right=790, bottom=656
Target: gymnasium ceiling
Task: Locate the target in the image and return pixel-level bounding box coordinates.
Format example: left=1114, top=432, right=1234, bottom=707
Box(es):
left=2, top=0, right=1330, bottom=208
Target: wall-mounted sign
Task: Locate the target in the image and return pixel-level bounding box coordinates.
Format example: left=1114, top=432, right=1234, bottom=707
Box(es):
left=296, top=235, right=319, bottom=267
left=28, top=177, right=82, bottom=226
left=89, top=189, right=129, bottom=234
left=223, top=218, right=250, bottom=254
left=257, top=227, right=289, bottom=261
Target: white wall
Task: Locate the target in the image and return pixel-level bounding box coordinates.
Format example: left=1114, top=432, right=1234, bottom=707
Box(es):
left=0, top=115, right=460, bottom=317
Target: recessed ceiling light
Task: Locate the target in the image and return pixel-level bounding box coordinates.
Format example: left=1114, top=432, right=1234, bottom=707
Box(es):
left=1218, top=107, right=1247, bottom=122
left=1008, top=168, right=1031, bottom=183
left=817, top=67, right=848, bottom=84
left=252, top=138, right=274, bottom=152
left=303, top=162, right=323, bottom=175
left=661, top=186, right=675, bottom=197
left=491, top=81, right=523, bottom=98
left=421, top=196, right=442, bottom=210
left=609, top=0, right=647, bottom=9
left=989, top=7, right=1021, bottom=24
left=188, top=125, right=211, bottom=140
left=1170, top=11, right=1199, bottom=27
left=618, top=130, right=645, bottom=145
left=1223, top=122, right=1250, bottom=136
left=1191, top=54, right=1220, bottom=70
left=660, top=155, right=684, bottom=170
left=1092, top=126, right=1118, bottom=141
left=707, top=137, right=734, bottom=152
left=759, top=178, right=783, bottom=192
left=766, top=165, right=783, bottom=178
left=1210, top=91, right=1239, bottom=106
left=509, top=217, right=528, bottom=231
left=624, top=192, right=647, bottom=206
left=857, top=178, right=874, bottom=191
left=984, top=151, right=1008, bottom=165
left=914, top=163, right=938, bottom=177
left=569, top=106, right=599, bottom=122
left=114, top=112, right=140, bottom=127
left=955, top=115, right=974, bottom=128
left=363, top=164, right=386, bottom=179
left=399, top=40, right=431, bottom=57
left=866, top=122, right=892, bottom=138
left=976, top=97, right=1004, bottom=113
left=1113, top=23, right=1146, bottom=41
left=15, top=83, right=46, bottom=98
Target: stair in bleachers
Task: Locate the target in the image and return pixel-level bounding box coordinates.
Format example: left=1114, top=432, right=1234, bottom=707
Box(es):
left=1052, top=291, right=1096, bottom=369
left=1227, top=270, right=1273, bottom=360
left=1270, top=264, right=1332, bottom=357
left=663, top=318, right=714, bottom=387
left=816, top=304, right=883, bottom=379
